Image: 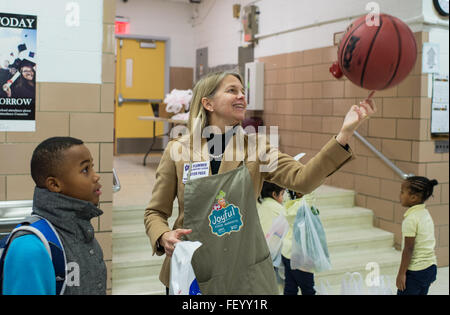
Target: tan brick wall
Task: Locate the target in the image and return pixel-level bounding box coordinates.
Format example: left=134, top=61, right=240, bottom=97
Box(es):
left=0, top=0, right=116, bottom=292
left=256, top=31, right=448, bottom=267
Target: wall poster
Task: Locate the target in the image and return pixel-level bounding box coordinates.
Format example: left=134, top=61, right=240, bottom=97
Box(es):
left=431, top=74, right=449, bottom=136
left=0, top=12, right=37, bottom=132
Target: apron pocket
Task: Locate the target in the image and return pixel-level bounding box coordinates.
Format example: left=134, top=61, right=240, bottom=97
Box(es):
left=197, top=254, right=278, bottom=295
left=197, top=274, right=227, bottom=295
left=197, top=272, right=253, bottom=295
left=247, top=254, right=278, bottom=295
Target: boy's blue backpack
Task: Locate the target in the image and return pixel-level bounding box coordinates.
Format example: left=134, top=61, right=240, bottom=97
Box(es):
left=0, top=215, right=67, bottom=295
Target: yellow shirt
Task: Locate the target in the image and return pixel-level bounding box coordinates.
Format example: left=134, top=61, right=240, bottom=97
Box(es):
left=281, top=193, right=315, bottom=259
left=402, top=204, right=437, bottom=271
left=256, top=197, right=286, bottom=236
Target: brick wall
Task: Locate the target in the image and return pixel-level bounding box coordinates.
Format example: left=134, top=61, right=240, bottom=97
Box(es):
left=0, top=0, right=116, bottom=292
left=255, top=31, right=449, bottom=267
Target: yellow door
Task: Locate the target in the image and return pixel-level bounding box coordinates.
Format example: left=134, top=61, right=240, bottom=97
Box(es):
left=115, top=38, right=165, bottom=153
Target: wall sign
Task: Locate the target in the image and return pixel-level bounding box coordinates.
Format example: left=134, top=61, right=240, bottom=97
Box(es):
left=431, top=74, right=449, bottom=136
left=422, top=43, right=440, bottom=74
left=0, top=12, right=37, bottom=132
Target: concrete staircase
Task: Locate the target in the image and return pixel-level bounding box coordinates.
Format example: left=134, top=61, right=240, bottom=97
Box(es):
left=112, top=205, right=178, bottom=295
left=312, top=185, right=400, bottom=294
left=112, top=185, right=401, bottom=295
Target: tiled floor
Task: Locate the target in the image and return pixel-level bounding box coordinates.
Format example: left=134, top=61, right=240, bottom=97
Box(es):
left=113, top=153, right=449, bottom=295
left=113, top=153, right=161, bottom=209
left=429, top=266, right=449, bottom=295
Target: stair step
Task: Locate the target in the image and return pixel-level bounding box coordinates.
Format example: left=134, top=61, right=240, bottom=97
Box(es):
left=113, top=208, right=145, bottom=226
left=111, top=185, right=402, bottom=295
left=113, top=222, right=145, bottom=235
left=113, top=238, right=151, bottom=255
left=312, top=186, right=355, bottom=209
left=325, top=226, right=394, bottom=254
left=113, top=248, right=162, bottom=267
left=112, top=220, right=178, bottom=255
left=319, top=206, right=373, bottom=230
left=112, top=274, right=166, bottom=295
left=113, top=203, right=179, bottom=226
left=112, top=254, right=163, bottom=281
left=315, top=248, right=401, bottom=286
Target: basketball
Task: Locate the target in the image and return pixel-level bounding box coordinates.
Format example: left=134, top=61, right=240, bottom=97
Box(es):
left=336, top=13, right=417, bottom=91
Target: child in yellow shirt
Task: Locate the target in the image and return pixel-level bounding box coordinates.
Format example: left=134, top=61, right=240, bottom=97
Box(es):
left=397, top=176, right=438, bottom=295
left=281, top=191, right=317, bottom=295
left=257, top=182, right=285, bottom=237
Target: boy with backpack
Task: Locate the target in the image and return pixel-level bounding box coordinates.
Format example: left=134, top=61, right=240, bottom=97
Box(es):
left=0, top=137, right=107, bottom=295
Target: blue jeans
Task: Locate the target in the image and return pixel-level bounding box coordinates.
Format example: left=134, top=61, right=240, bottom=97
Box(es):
left=282, top=255, right=316, bottom=295
left=397, top=264, right=437, bottom=295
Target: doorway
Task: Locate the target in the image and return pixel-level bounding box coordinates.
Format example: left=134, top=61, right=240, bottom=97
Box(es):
left=114, top=35, right=170, bottom=154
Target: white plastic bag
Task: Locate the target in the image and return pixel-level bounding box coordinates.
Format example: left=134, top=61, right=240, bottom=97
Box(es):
left=315, top=279, right=333, bottom=295
left=290, top=198, right=331, bottom=273
left=340, top=272, right=365, bottom=295
left=366, top=275, right=394, bottom=295
left=169, top=241, right=202, bottom=295
left=340, top=272, right=394, bottom=295
left=265, top=214, right=289, bottom=267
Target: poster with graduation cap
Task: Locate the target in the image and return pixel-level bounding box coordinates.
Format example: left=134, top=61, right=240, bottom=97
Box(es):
left=0, top=12, right=37, bottom=132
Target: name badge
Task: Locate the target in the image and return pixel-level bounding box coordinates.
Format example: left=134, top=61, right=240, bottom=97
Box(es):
left=182, top=162, right=210, bottom=183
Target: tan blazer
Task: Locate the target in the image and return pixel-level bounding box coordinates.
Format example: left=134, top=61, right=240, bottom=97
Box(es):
left=144, top=130, right=353, bottom=287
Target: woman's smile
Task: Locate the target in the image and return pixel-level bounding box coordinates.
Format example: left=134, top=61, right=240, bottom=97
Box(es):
left=232, top=102, right=246, bottom=111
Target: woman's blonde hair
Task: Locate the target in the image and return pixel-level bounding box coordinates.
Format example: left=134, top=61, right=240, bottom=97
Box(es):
left=188, top=71, right=243, bottom=132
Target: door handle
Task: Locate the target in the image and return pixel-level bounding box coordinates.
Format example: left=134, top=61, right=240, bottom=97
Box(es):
left=117, top=93, right=162, bottom=116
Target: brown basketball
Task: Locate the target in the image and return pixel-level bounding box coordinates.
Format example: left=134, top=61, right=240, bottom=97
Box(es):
left=338, top=13, right=417, bottom=90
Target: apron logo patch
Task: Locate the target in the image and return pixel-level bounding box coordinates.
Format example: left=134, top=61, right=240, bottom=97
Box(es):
left=208, top=190, right=243, bottom=237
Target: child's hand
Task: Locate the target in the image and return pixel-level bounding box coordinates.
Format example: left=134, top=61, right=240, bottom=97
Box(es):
left=396, top=273, right=406, bottom=291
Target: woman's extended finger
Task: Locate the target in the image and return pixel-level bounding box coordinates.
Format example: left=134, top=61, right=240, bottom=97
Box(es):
left=359, top=102, right=376, bottom=116
left=364, top=91, right=377, bottom=112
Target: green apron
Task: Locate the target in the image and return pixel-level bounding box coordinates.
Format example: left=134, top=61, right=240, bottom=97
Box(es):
left=183, top=162, right=278, bottom=295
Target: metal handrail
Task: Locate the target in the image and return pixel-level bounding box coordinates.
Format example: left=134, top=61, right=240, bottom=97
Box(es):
left=354, top=131, right=414, bottom=180
left=0, top=200, right=33, bottom=235
left=113, top=168, right=121, bottom=193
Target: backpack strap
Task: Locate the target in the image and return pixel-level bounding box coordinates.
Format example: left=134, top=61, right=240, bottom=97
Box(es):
left=28, top=216, right=67, bottom=295
left=0, top=215, right=67, bottom=295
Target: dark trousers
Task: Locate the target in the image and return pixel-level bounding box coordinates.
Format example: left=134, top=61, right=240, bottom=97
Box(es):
left=397, top=264, right=437, bottom=295
left=282, top=255, right=316, bottom=295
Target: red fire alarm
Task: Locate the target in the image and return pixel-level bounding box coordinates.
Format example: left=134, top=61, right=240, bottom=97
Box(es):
left=115, top=16, right=130, bottom=34
left=115, top=21, right=129, bottom=34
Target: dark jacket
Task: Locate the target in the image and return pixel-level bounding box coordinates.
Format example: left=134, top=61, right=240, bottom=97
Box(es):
left=32, top=187, right=107, bottom=295
left=11, top=77, right=35, bottom=99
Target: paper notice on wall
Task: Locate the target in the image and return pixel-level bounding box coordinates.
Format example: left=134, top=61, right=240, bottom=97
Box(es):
left=431, top=74, right=449, bottom=135
left=0, top=12, right=37, bottom=132
left=422, top=43, right=440, bottom=74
